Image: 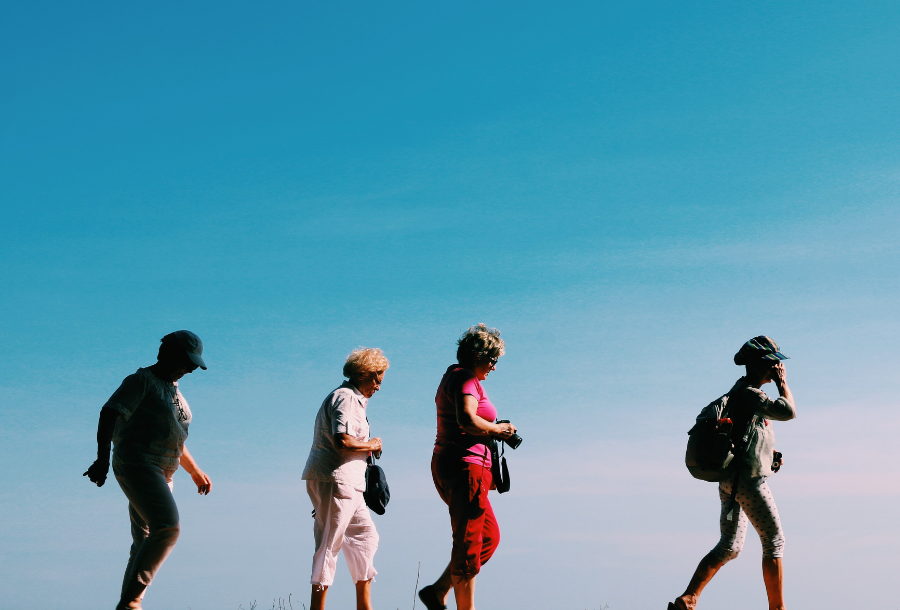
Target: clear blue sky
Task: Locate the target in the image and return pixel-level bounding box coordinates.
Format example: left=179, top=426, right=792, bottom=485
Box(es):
left=2, top=2, right=899, bottom=609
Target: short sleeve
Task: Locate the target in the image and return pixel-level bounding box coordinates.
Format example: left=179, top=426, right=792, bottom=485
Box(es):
left=330, top=392, right=352, bottom=435
left=102, top=374, right=148, bottom=421
left=459, top=373, right=481, bottom=399
left=745, top=387, right=796, bottom=421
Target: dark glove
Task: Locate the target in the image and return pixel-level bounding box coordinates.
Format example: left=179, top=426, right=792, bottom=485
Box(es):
left=83, top=458, right=110, bottom=487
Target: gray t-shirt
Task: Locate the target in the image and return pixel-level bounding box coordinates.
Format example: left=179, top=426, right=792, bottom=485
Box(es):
left=302, top=381, right=370, bottom=489
left=700, top=377, right=796, bottom=478
left=104, top=367, right=192, bottom=471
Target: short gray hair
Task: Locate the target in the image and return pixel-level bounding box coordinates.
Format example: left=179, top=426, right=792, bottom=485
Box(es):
left=456, top=324, right=505, bottom=366
left=343, top=347, right=390, bottom=379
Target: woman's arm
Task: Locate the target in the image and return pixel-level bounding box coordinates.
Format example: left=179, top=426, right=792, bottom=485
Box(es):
left=773, top=363, right=794, bottom=407
left=83, top=407, right=119, bottom=486
left=334, top=434, right=382, bottom=454
left=456, top=394, right=516, bottom=439
left=179, top=446, right=212, bottom=495
left=759, top=363, right=796, bottom=421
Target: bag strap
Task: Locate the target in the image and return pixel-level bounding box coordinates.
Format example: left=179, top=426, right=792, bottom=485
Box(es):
left=364, top=414, right=377, bottom=465
left=726, top=411, right=760, bottom=521
left=725, top=467, right=741, bottom=521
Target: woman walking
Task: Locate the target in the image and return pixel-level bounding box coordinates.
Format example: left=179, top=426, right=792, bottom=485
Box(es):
left=83, top=330, right=213, bottom=610
left=418, top=324, right=518, bottom=610
left=301, top=348, right=389, bottom=610
left=669, top=336, right=796, bottom=610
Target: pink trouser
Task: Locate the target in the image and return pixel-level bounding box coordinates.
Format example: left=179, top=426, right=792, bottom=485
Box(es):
left=307, top=480, right=379, bottom=588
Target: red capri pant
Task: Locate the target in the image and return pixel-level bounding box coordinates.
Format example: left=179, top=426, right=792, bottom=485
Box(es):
left=431, top=453, right=500, bottom=577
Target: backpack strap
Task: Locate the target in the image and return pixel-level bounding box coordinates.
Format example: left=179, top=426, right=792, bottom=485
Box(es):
left=726, top=412, right=760, bottom=521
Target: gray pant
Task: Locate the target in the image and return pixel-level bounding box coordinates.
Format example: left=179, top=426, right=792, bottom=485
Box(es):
left=712, top=475, right=784, bottom=562
left=114, top=463, right=181, bottom=598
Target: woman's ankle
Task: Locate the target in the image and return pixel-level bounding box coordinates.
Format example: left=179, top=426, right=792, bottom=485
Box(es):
left=677, top=594, right=698, bottom=609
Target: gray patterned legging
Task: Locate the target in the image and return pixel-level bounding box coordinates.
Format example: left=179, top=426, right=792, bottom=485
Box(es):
left=711, top=475, right=784, bottom=562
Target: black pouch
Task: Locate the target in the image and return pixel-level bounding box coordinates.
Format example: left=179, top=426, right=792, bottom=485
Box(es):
left=364, top=454, right=390, bottom=515
left=490, top=440, right=510, bottom=494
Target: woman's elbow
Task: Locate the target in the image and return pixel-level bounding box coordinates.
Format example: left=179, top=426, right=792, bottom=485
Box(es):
left=456, top=421, right=480, bottom=436
left=777, top=406, right=797, bottom=421
left=333, top=434, right=352, bottom=450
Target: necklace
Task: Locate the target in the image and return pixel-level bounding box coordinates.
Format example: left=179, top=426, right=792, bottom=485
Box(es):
left=168, top=384, right=188, bottom=423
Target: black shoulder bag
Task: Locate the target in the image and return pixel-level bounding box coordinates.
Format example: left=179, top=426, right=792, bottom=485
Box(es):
left=363, top=416, right=390, bottom=514
left=489, top=439, right=510, bottom=494
left=364, top=453, right=390, bottom=515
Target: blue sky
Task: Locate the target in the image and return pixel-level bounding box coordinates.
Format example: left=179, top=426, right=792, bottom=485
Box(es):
left=2, top=2, right=899, bottom=609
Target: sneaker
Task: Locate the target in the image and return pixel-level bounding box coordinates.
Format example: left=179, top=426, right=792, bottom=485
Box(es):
left=418, top=585, right=447, bottom=610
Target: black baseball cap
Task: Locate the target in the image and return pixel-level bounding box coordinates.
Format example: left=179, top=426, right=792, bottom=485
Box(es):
left=161, top=330, right=207, bottom=370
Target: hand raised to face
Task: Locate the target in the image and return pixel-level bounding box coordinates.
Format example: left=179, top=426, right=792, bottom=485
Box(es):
left=771, top=362, right=787, bottom=386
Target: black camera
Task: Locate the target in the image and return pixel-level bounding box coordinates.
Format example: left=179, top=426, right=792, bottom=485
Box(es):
left=496, top=419, right=523, bottom=449
left=771, top=451, right=783, bottom=473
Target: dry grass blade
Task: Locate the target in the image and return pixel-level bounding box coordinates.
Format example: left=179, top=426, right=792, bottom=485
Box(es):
left=412, top=561, right=420, bottom=610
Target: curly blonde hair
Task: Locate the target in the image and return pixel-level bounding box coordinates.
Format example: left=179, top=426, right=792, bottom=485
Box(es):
left=456, top=323, right=505, bottom=366
left=343, top=347, right=390, bottom=379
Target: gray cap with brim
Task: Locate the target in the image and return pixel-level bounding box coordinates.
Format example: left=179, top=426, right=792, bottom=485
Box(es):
left=163, top=330, right=207, bottom=370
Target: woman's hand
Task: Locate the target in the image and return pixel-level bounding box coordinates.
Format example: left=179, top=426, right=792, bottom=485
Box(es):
left=83, top=458, right=110, bottom=487
left=179, top=446, right=211, bottom=495
left=85, top=407, right=117, bottom=487
left=369, top=437, right=383, bottom=456
left=334, top=433, right=383, bottom=454
left=771, top=362, right=794, bottom=406
left=494, top=421, right=517, bottom=440
left=772, top=362, right=787, bottom=387
left=190, top=469, right=212, bottom=495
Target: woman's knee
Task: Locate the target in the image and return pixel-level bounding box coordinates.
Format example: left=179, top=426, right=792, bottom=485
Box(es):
left=712, top=540, right=742, bottom=564
left=481, top=515, right=500, bottom=559
left=762, top=532, right=785, bottom=559
left=716, top=548, right=740, bottom=563
left=151, top=522, right=181, bottom=545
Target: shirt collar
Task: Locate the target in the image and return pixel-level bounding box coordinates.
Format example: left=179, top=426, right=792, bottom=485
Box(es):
left=341, top=380, right=368, bottom=405
left=140, top=366, right=176, bottom=388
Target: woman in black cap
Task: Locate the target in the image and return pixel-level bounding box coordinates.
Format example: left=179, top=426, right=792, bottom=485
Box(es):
left=668, top=336, right=796, bottom=610
left=84, top=330, right=213, bottom=610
